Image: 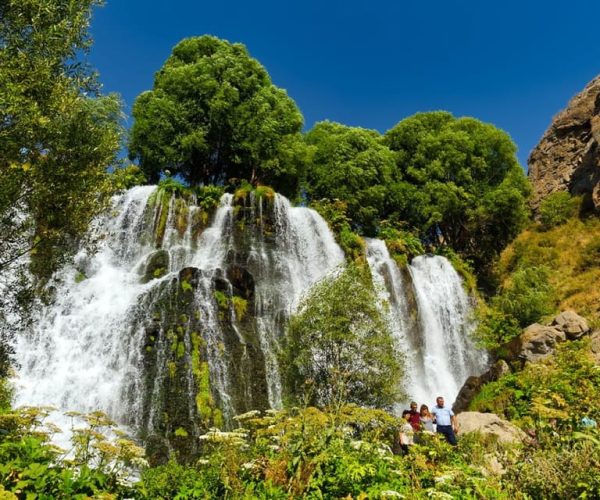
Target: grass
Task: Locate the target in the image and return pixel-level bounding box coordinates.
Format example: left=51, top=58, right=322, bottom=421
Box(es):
left=498, top=214, right=600, bottom=328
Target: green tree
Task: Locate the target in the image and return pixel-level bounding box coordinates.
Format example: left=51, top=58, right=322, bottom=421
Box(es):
left=304, top=121, right=395, bottom=235
left=0, top=0, right=122, bottom=278
left=383, top=111, right=530, bottom=271
left=283, top=263, right=403, bottom=408
left=129, top=35, right=304, bottom=196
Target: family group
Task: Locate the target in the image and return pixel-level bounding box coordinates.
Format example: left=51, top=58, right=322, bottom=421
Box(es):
left=399, top=396, right=458, bottom=453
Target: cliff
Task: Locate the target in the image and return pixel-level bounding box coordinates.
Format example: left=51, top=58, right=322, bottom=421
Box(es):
left=528, top=76, right=600, bottom=213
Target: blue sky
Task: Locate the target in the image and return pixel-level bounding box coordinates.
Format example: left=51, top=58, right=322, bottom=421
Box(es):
left=89, top=0, right=600, bottom=169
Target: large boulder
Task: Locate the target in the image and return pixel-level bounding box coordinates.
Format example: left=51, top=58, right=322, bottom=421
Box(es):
left=551, top=310, right=591, bottom=339
left=528, top=75, right=600, bottom=213
left=504, top=323, right=566, bottom=365
left=456, top=412, right=526, bottom=444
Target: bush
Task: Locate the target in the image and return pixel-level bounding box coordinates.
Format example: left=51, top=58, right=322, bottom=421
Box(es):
left=283, top=263, right=403, bottom=408
left=539, top=192, right=579, bottom=229
left=110, top=164, right=147, bottom=191
left=494, top=265, right=555, bottom=328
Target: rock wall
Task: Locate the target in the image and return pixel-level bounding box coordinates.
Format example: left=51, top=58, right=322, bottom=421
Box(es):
left=528, top=76, right=600, bottom=212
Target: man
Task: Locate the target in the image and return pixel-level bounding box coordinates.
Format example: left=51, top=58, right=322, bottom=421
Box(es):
left=431, top=396, right=458, bottom=446
left=408, top=401, right=421, bottom=431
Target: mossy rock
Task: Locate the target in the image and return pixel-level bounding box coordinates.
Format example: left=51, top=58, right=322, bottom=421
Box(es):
left=142, top=250, right=170, bottom=283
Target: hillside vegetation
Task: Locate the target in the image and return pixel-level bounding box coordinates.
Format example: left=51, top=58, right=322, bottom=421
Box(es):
left=498, top=202, right=600, bottom=328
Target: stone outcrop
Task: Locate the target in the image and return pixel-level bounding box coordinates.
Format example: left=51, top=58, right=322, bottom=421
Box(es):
left=528, top=75, right=600, bottom=213
left=505, top=323, right=566, bottom=365
left=456, top=412, right=526, bottom=444
left=551, top=310, right=591, bottom=339
left=454, top=311, right=596, bottom=411
left=453, top=360, right=509, bottom=413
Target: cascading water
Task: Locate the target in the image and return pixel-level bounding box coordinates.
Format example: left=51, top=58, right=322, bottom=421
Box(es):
left=366, top=239, right=487, bottom=405
left=10, top=186, right=345, bottom=457
left=9, top=185, right=485, bottom=459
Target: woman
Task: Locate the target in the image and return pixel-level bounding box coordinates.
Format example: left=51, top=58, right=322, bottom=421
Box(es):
left=420, top=404, right=435, bottom=432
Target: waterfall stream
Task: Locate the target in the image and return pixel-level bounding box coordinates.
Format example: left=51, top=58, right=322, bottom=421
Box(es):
left=365, top=239, right=487, bottom=405
left=8, top=187, right=486, bottom=451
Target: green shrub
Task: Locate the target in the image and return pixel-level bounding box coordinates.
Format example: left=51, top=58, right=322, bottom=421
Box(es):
left=283, top=263, right=403, bottom=408
left=110, top=164, right=147, bottom=191
left=195, top=185, right=225, bottom=211
left=473, top=304, right=521, bottom=349
left=539, top=192, right=578, bottom=229
left=494, top=264, right=555, bottom=327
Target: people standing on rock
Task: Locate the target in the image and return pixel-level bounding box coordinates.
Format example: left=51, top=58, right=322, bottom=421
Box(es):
left=399, top=410, right=415, bottom=455
left=408, top=401, right=421, bottom=431
left=431, top=396, right=458, bottom=445
left=419, top=404, right=434, bottom=432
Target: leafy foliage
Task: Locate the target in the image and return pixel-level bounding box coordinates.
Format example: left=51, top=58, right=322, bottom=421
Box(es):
left=283, top=263, right=403, bottom=408
left=0, top=0, right=122, bottom=279
left=129, top=35, right=304, bottom=196
left=383, top=111, right=531, bottom=273
left=110, top=165, right=147, bottom=191
left=0, top=407, right=144, bottom=498
left=471, top=339, right=600, bottom=427
left=497, top=214, right=600, bottom=329
left=304, top=121, right=395, bottom=234
left=539, top=191, right=579, bottom=229
left=135, top=406, right=511, bottom=499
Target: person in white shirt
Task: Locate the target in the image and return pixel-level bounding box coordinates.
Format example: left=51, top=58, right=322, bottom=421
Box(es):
left=431, top=396, right=458, bottom=446
left=399, top=410, right=414, bottom=455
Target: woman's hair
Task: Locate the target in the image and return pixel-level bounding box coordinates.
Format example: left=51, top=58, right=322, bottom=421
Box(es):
left=420, top=404, right=430, bottom=415
left=402, top=410, right=411, bottom=418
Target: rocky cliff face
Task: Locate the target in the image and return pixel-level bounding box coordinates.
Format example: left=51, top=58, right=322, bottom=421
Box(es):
left=528, top=76, right=600, bottom=212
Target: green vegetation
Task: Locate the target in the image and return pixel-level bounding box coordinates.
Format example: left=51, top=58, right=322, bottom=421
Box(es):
left=539, top=192, right=579, bottom=229
left=305, top=121, right=395, bottom=234
left=128, top=35, right=304, bottom=197
left=136, top=406, right=512, bottom=499
left=0, top=0, right=122, bottom=279
left=383, top=112, right=531, bottom=274
left=497, top=204, right=600, bottom=329
left=283, top=263, right=403, bottom=408
left=0, top=407, right=145, bottom=498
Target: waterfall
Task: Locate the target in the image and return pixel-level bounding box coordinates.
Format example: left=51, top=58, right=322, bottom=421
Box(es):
left=9, top=186, right=485, bottom=456
left=366, top=239, right=487, bottom=405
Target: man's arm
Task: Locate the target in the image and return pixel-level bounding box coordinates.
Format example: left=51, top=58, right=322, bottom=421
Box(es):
left=451, top=414, right=458, bottom=433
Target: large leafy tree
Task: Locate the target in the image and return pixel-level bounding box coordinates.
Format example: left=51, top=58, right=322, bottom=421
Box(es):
left=283, top=264, right=403, bottom=408
left=0, top=0, right=122, bottom=278
left=129, top=35, right=304, bottom=196
left=383, top=111, right=530, bottom=270
left=304, top=121, right=395, bottom=235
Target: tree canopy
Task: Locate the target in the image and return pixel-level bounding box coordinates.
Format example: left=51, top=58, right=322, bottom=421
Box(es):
left=383, top=111, right=530, bottom=270
left=129, top=35, right=304, bottom=196
left=304, top=121, right=395, bottom=235
left=0, top=0, right=122, bottom=278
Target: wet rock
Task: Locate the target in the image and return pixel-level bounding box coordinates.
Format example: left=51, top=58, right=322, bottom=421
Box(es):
left=178, top=266, right=201, bottom=289
left=226, top=264, right=255, bottom=300
left=551, top=310, right=591, bottom=339
left=505, top=323, right=566, bottom=365
left=142, top=250, right=169, bottom=283
left=528, top=75, right=600, bottom=213
left=456, top=411, right=526, bottom=444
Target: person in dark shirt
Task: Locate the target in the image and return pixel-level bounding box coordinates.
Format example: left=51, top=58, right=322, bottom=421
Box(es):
left=408, top=401, right=421, bottom=431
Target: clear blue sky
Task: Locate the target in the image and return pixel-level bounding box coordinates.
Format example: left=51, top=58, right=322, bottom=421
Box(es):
left=89, top=0, right=600, bottom=169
